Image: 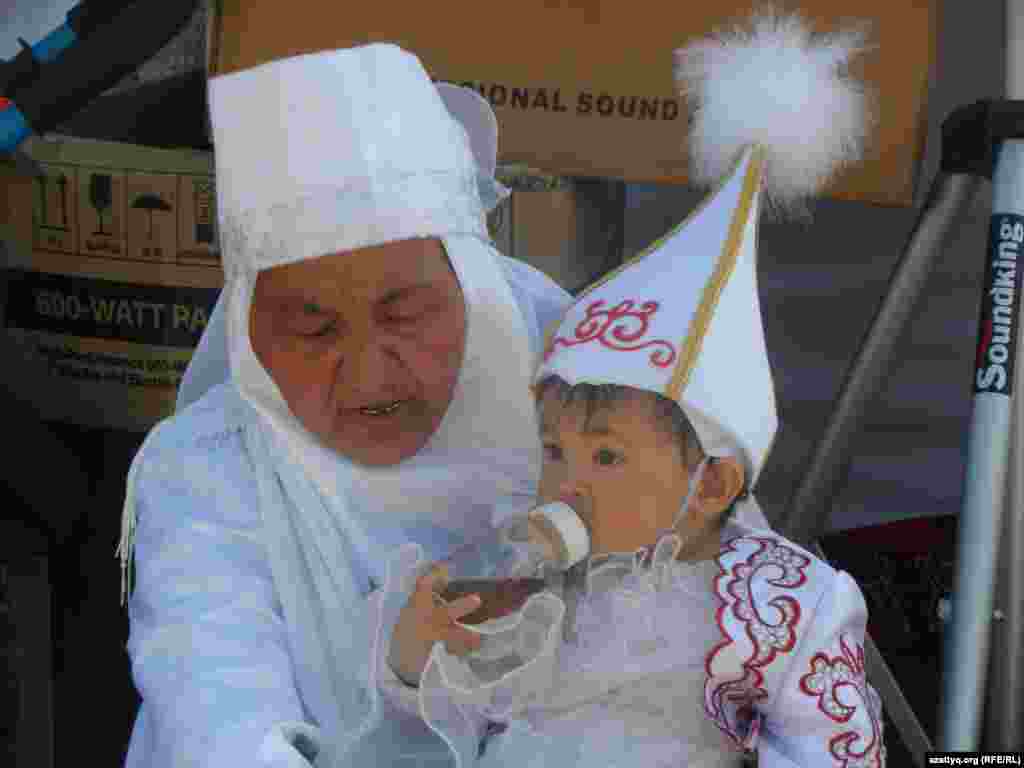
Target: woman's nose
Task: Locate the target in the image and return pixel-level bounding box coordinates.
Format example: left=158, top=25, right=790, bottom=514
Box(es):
left=345, top=336, right=404, bottom=392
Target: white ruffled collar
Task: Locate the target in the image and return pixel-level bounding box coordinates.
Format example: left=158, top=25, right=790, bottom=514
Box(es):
left=581, top=532, right=721, bottom=600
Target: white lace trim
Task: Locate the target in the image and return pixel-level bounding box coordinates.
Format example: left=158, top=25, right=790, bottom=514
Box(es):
left=421, top=532, right=720, bottom=720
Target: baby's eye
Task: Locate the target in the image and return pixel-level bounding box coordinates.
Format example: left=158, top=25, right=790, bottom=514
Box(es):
left=543, top=443, right=563, bottom=461
left=594, top=448, right=623, bottom=467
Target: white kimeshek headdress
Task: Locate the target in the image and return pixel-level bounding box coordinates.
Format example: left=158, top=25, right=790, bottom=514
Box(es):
left=120, top=43, right=555, bottom=764
left=535, top=7, right=872, bottom=516
left=171, top=72, right=507, bottom=411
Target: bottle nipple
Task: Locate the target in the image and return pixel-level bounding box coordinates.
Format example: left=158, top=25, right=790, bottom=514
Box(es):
left=527, top=501, right=591, bottom=569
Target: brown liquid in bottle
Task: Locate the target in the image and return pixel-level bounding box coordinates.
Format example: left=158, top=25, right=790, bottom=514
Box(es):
left=440, top=578, right=547, bottom=625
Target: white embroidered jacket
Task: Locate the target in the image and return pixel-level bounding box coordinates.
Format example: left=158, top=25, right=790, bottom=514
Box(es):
left=704, top=523, right=886, bottom=768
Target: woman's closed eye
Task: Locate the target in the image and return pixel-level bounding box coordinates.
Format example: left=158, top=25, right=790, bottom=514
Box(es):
left=381, top=297, right=446, bottom=327
left=594, top=447, right=624, bottom=467
left=296, top=302, right=339, bottom=338
left=305, top=320, right=337, bottom=338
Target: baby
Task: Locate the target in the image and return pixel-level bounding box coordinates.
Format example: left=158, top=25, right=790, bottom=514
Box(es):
left=382, top=373, right=884, bottom=768
left=376, top=10, right=882, bottom=766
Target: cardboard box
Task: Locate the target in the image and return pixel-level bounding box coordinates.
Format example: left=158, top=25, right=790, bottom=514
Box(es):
left=0, top=136, right=223, bottom=432
left=487, top=169, right=624, bottom=293
left=208, top=0, right=936, bottom=208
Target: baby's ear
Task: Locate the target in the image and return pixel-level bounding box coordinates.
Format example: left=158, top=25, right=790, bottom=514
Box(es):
left=696, top=457, right=746, bottom=523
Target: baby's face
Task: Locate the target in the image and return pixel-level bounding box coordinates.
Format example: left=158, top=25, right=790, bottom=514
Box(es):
left=536, top=389, right=692, bottom=557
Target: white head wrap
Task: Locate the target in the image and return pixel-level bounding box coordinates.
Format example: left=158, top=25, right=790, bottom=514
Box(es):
left=175, top=76, right=509, bottom=410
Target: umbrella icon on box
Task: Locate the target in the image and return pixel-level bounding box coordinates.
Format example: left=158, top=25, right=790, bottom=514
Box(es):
left=131, top=193, right=172, bottom=240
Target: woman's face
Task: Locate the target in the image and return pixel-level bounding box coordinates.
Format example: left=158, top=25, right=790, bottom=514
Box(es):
left=249, top=237, right=466, bottom=467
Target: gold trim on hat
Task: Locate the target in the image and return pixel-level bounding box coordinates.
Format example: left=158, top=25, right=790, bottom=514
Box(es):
left=531, top=145, right=760, bottom=394
left=666, top=145, right=766, bottom=402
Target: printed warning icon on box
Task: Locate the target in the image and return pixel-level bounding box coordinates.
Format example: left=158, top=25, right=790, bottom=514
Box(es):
left=126, top=173, right=177, bottom=262
left=178, top=175, right=220, bottom=264
left=34, top=163, right=78, bottom=254
left=78, top=169, right=126, bottom=258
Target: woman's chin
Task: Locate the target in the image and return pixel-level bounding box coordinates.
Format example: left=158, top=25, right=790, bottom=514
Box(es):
left=323, top=421, right=434, bottom=467
left=300, top=398, right=450, bottom=467
left=333, top=435, right=428, bottom=467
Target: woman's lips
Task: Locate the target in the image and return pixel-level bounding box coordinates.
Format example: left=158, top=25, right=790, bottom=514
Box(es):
left=349, top=399, right=409, bottom=417
left=357, top=400, right=404, bottom=416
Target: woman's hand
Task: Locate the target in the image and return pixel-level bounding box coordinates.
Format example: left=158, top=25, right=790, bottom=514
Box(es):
left=388, top=563, right=483, bottom=687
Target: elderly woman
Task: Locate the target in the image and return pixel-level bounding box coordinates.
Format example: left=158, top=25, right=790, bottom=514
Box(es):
left=118, top=44, right=570, bottom=767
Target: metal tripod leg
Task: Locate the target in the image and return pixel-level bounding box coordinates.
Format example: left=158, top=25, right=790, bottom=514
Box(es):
left=983, top=3, right=1024, bottom=746
left=940, top=137, right=1024, bottom=752
left=777, top=169, right=982, bottom=767
left=983, top=313, right=1024, bottom=749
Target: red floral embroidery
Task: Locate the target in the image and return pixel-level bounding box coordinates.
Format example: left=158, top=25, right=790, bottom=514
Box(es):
left=704, top=536, right=812, bottom=747
left=800, top=635, right=885, bottom=768
left=543, top=299, right=677, bottom=368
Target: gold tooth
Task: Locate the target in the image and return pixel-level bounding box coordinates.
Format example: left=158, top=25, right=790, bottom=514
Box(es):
left=360, top=400, right=402, bottom=415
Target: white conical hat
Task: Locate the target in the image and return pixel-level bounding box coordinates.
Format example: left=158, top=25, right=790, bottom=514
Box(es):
left=207, top=43, right=501, bottom=276
left=534, top=8, right=873, bottom=492
left=534, top=144, right=775, bottom=487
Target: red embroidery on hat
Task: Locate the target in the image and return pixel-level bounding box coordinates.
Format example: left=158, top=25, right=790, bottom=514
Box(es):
left=543, top=299, right=677, bottom=368
left=799, top=635, right=885, bottom=768
left=704, top=536, right=811, bottom=747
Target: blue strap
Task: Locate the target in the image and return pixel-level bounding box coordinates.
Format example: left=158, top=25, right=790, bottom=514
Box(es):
left=0, top=101, right=31, bottom=154
left=31, top=24, right=78, bottom=64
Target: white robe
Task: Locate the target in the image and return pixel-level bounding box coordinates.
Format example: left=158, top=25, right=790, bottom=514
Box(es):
left=379, top=521, right=886, bottom=768
left=121, top=254, right=571, bottom=768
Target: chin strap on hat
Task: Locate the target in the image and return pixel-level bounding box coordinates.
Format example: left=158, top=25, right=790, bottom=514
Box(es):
left=670, top=455, right=713, bottom=532
left=633, top=455, right=714, bottom=567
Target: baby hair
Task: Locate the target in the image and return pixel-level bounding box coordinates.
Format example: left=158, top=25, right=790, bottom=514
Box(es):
left=534, top=375, right=702, bottom=465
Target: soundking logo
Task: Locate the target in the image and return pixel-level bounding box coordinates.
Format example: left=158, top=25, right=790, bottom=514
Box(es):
left=975, top=214, right=1024, bottom=395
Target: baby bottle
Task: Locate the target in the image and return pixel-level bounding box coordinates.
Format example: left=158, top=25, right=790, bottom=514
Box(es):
left=441, top=502, right=590, bottom=625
